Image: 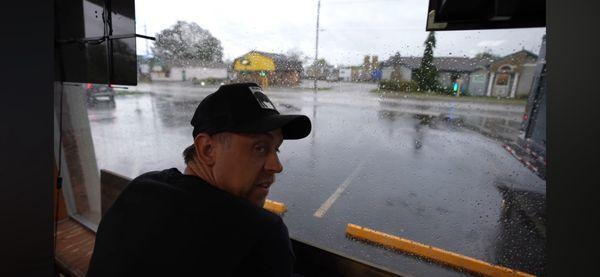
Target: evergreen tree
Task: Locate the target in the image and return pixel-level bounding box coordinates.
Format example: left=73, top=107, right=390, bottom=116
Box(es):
left=414, top=32, right=439, bottom=92
left=388, top=51, right=402, bottom=66
left=388, top=52, right=404, bottom=80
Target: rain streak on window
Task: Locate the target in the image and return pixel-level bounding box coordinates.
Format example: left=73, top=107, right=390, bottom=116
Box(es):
left=57, top=0, right=547, bottom=276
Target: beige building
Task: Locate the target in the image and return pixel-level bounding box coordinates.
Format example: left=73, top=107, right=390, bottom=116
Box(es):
left=379, top=50, right=538, bottom=98
left=232, top=51, right=303, bottom=87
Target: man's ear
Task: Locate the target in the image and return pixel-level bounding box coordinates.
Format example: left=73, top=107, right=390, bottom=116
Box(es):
left=194, top=134, right=216, bottom=166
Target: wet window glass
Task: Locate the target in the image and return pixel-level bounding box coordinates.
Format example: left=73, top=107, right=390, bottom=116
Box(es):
left=56, top=0, right=547, bottom=275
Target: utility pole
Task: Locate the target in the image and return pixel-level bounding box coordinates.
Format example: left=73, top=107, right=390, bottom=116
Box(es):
left=313, top=0, right=321, bottom=93
left=311, top=0, right=322, bottom=142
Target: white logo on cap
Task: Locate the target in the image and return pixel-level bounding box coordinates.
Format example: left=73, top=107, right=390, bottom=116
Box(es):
left=249, top=86, right=277, bottom=111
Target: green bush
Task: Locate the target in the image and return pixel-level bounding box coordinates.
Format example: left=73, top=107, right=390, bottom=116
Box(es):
left=459, top=90, right=471, bottom=97
left=378, top=79, right=419, bottom=92
left=437, top=86, right=455, bottom=95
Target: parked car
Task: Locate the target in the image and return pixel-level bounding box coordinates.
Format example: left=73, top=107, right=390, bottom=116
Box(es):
left=86, top=83, right=115, bottom=105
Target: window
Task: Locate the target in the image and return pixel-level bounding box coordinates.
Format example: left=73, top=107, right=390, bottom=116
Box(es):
left=56, top=0, right=547, bottom=275
left=496, top=73, right=510, bottom=86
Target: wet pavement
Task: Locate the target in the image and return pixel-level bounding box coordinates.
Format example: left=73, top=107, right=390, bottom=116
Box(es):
left=88, top=81, right=546, bottom=276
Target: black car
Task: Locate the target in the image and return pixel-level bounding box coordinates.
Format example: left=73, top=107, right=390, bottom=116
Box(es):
left=86, top=83, right=115, bottom=105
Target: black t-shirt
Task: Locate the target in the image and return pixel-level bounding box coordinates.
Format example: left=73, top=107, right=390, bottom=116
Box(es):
left=87, top=168, right=294, bottom=276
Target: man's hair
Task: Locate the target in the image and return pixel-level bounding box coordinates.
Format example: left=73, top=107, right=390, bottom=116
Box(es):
left=182, top=133, right=232, bottom=164
left=183, top=144, right=196, bottom=164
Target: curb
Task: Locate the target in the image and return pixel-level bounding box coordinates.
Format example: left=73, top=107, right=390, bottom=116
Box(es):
left=503, top=144, right=543, bottom=175
left=346, top=224, right=535, bottom=277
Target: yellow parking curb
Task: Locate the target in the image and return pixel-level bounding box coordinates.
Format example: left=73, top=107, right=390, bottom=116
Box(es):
left=263, top=199, right=287, bottom=215
left=346, top=224, right=535, bottom=277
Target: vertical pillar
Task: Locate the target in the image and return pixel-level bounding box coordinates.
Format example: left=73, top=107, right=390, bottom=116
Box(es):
left=510, top=72, right=520, bottom=98
left=54, top=83, right=102, bottom=223
left=486, top=72, right=495, bottom=97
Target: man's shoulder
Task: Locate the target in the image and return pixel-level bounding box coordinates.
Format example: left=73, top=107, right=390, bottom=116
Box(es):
left=91, top=168, right=292, bottom=276
left=124, top=168, right=210, bottom=198
left=120, top=168, right=283, bottom=228
left=115, top=168, right=188, bottom=203
left=128, top=168, right=181, bottom=188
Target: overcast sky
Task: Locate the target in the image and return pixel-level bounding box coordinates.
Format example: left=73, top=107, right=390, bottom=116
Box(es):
left=135, top=0, right=546, bottom=65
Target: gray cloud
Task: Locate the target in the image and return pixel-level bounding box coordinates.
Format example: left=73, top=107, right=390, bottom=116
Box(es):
left=136, top=0, right=545, bottom=65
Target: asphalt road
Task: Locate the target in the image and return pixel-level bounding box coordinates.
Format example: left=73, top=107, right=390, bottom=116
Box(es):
left=87, top=81, right=546, bottom=276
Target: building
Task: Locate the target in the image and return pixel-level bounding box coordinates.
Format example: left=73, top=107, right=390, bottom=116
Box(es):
left=339, top=67, right=352, bottom=81
left=379, top=50, right=538, bottom=98
left=149, top=62, right=228, bottom=82
left=351, top=66, right=363, bottom=82
left=142, top=55, right=228, bottom=82
left=154, top=66, right=227, bottom=82
left=380, top=56, right=491, bottom=88
left=232, top=51, right=303, bottom=87
left=479, top=50, right=538, bottom=98
left=357, top=55, right=380, bottom=82
left=381, top=62, right=412, bottom=81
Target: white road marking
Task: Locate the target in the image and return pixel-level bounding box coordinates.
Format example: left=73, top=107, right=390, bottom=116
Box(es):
left=313, top=157, right=370, bottom=218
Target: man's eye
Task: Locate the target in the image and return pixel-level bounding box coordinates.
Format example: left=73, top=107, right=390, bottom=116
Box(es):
left=255, top=146, right=267, bottom=153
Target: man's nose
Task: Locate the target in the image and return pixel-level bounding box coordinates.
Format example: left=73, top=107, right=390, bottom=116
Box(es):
left=265, top=152, right=283, bottom=173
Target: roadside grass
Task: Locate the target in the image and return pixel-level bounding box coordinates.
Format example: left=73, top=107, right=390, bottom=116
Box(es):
left=370, top=89, right=527, bottom=105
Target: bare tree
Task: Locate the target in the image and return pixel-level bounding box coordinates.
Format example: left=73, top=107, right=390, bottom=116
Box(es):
left=152, top=21, right=223, bottom=67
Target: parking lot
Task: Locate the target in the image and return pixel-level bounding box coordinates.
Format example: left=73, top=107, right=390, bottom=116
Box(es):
left=88, top=81, right=546, bottom=276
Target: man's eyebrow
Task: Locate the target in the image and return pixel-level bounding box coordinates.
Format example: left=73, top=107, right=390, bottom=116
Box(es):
left=264, top=132, right=284, bottom=146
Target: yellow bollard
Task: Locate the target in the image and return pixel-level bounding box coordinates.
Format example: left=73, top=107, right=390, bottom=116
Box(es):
left=263, top=199, right=287, bottom=215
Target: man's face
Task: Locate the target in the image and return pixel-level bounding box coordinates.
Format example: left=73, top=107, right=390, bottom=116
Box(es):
left=212, top=129, right=284, bottom=207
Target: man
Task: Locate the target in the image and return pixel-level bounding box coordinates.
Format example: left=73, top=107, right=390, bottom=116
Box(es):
left=87, top=83, right=311, bottom=276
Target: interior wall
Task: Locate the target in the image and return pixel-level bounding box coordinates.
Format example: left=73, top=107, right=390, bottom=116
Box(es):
left=0, top=1, right=55, bottom=276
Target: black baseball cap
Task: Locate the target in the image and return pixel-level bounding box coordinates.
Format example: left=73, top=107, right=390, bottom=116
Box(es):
left=191, top=83, right=311, bottom=140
